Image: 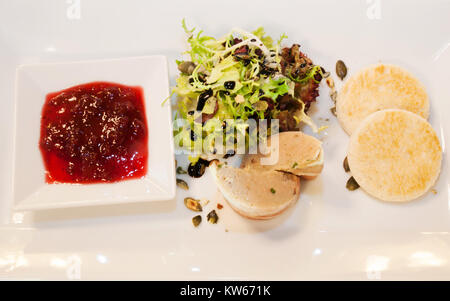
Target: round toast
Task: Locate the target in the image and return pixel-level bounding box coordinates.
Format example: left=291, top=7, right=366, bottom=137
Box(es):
left=347, top=109, right=441, bottom=202
left=337, top=64, right=429, bottom=135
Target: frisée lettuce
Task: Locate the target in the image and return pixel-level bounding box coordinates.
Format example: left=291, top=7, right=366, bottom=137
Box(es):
left=172, top=19, right=325, bottom=154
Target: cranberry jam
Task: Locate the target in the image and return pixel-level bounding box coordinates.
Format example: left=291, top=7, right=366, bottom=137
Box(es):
left=39, top=82, right=148, bottom=184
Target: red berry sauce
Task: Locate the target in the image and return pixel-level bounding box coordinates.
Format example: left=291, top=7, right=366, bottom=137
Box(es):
left=39, top=82, right=148, bottom=184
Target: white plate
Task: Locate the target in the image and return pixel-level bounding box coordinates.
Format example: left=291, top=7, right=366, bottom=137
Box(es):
left=13, top=56, right=176, bottom=210
left=0, top=0, right=449, bottom=280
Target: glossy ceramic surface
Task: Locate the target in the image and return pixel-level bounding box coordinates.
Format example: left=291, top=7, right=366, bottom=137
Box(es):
left=0, top=0, right=449, bottom=280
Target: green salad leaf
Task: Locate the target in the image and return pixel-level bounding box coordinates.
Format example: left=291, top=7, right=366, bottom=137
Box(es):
left=172, top=19, right=322, bottom=154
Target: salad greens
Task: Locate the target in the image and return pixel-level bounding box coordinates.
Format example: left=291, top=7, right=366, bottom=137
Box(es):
left=172, top=19, right=325, bottom=154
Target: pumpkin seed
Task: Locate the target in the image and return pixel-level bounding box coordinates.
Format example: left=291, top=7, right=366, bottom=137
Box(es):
left=336, top=60, right=347, bottom=80
left=252, top=100, right=268, bottom=111
left=184, top=197, right=203, bottom=212
left=346, top=176, right=360, bottom=191
left=192, top=215, right=202, bottom=227
left=330, top=106, right=337, bottom=116
left=176, top=166, right=187, bottom=174
left=178, top=61, right=196, bottom=75
left=176, top=178, right=189, bottom=190
left=343, top=157, right=350, bottom=172
left=207, top=210, right=219, bottom=224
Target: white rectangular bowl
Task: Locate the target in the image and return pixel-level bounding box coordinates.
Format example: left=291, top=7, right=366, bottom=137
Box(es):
left=13, top=56, right=176, bottom=210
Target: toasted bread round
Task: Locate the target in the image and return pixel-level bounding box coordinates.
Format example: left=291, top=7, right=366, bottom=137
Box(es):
left=241, top=131, right=324, bottom=179
left=337, top=64, right=429, bottom=135
left=348, top=109, right=441, bottom=202
left=210, top=162, right=300, bottom=219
